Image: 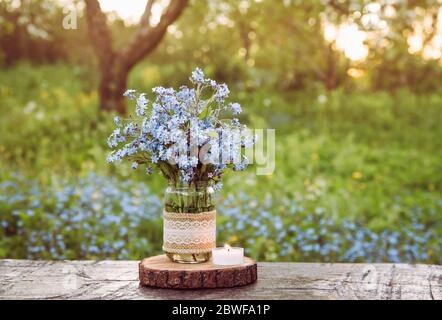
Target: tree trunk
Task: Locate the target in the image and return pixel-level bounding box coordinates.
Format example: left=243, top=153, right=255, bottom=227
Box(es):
left=325, top=43, right=337, bottom=90
left=99, top=59, right=129, bottom=114
left=85, top=0, right=189, bottom=115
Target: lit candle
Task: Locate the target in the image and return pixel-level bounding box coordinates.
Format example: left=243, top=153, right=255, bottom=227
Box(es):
left=212, top=244, right=244, bottom=265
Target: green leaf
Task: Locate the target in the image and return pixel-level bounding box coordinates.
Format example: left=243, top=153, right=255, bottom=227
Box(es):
left=199, top=104, right=210, bottom=120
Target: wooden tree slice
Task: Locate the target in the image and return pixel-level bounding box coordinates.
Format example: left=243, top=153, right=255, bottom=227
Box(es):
left=139, top=254, right=257, bottom=289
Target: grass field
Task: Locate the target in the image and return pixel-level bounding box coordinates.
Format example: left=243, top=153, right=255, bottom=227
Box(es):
left=0, top=63, right=441, bottom=263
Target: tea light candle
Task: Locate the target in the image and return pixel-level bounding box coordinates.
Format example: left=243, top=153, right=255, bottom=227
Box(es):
left=212, top=244, right=244, bottom=265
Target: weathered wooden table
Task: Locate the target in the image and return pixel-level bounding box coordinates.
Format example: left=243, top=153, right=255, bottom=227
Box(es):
left=0, top=260, right=441, bottom=300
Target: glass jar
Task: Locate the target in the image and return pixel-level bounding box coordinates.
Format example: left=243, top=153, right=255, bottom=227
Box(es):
left=163, top=182, right=216, bottom=263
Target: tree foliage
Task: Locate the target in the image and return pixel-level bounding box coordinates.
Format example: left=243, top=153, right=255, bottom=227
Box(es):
left=1, top=0, right=441, bottom=94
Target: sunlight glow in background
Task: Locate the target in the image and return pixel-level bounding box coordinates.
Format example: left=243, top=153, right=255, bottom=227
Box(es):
left=96, top=0, right=442, bottom=63
left=98, top=0, right=163, bottom=25
left=324, top=23, right=369, bottom=61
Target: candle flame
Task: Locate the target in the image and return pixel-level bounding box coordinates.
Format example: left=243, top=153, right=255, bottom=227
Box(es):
left=224, top=244, right=231, bottom=250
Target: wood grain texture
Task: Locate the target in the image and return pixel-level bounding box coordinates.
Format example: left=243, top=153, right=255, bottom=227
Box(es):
left=139, top=255, right=257, bottom=289
left=0, top=259, right=441, bottom=300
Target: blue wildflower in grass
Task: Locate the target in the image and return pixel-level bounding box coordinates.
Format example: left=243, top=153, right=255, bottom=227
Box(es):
left=88, top=245, right=100, bottom=254
left=113, top=240, right=125, bottom=250
left=107, top=68, right=255, bottom=190
left=2, top=172, right=441, bottom=263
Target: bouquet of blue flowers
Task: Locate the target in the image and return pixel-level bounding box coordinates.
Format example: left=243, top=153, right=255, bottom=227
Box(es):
left=107, top=68, right=255, bottom=191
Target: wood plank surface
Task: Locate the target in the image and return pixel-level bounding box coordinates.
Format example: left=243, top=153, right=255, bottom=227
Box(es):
left=0, top=259, right=441, bottom=300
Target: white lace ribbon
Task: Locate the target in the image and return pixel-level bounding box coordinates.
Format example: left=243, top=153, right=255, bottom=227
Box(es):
left=162, top=210, right=216, bottom=254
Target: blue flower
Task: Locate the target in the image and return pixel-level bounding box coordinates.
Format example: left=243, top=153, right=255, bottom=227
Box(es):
left=213, top=182, right=223, bottom=191
left=136, top=94, right=148, bottom=116
left=123, top=89, right=137, bottom=100
left=214, top=83, right=229, bottom=103
left=107, top=68, right=255, bottom=186
left=230, top=103, right=242, bottom=115
left=190, top=67, right=205, bottom=84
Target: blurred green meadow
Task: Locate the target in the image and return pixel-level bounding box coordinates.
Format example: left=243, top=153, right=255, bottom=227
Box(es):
left=1, top=63, right=441, bottom=262
left=0, top=0, right=441, bottom=263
